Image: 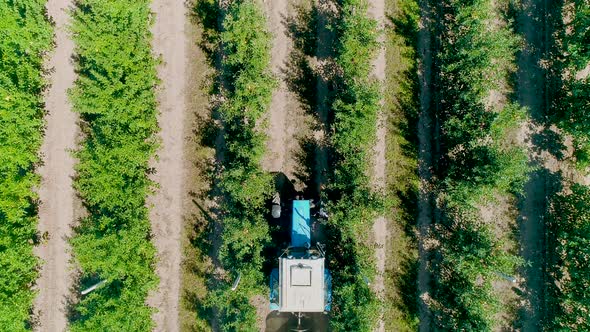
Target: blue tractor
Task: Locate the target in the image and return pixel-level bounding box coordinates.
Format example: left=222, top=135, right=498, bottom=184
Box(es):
left=269, top=199, right=332, bottom=318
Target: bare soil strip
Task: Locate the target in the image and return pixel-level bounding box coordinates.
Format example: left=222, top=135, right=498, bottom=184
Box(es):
left=416, top=0, right=435, bottom=330
left=34, top=1, right=78, bottom=331
left=516, top=0, right=549, bottom=329
left=262, top=0, right=305, bottom=181
left=367, top=0, right=387, bottom=331
left=262, top=0, right=287, bottom=175
left=258, top=0, right=292, bottom=328
left=148, top=1, right=189, bottom=330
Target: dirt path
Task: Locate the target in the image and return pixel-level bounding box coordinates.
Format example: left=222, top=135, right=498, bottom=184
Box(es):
left=261, top=0, right=304, bottom=181
left=258, top=0, right=292, bottom=328
left=34, top=1, right=78, bottom=331
left=416, top=0, right=435, bottom=330
left=515, top=0, right=549, bottom=330
left=148, top=1, right=189, bottom=331
left=367, top=0, right=387, bottom=331
left=262, top=0, right=289, bottom=175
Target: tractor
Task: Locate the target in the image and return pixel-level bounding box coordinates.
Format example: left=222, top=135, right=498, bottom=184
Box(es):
left=265, top=173, right=332, bottom=332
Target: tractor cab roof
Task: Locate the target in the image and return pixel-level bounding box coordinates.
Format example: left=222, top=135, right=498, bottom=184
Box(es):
left=278, top=256, right=326, bottom=312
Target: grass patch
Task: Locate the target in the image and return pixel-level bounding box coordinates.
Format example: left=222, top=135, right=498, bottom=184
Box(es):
left=382, top=0, right=420, bottom=330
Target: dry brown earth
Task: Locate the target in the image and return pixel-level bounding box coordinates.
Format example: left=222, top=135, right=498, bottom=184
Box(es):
left=367, top=0, right=388, bottom=331
left=261, top=0, right=310, bottom=184
left=34, top=1, right=78, bottom=330
left=148, top=1, right=190, bottom=330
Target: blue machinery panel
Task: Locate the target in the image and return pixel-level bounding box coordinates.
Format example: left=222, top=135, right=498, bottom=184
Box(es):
left=291, top=200, right=311, bottom=247
left=324, top=269, right=332, bottom=311
left=270, top=268, right=280, bottom=311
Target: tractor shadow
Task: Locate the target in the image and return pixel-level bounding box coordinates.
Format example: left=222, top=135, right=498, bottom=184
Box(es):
left=282, top=0, right=337, bottom=200
left=265, top=312, right=329, bottom=332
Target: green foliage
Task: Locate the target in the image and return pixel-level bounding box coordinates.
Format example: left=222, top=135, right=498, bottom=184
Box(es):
left=431, top=0, right=529, bottom=329
left=326, top=0, right=381, bottom=330
left=546, top=3, right=590, bottom=328
left=445, top=103, right=530, bottom=207
left=203, top=1, right=276, bottom=330
left=553, top=1, right=590, bottom=166
left=432, top=204, right=522, bottom=330
left=0, top=1, right=52, bottom=329
left=441, top=0, right=519, bottom=102
left=330, top=278, right=380, bottom=331
left=68, top=1, right=159, bottom=330
left=204, top=270, right=262, bottom=332
left=381, top=0, right=421, bottom=329
left=548, top=184, right=590, bottom=331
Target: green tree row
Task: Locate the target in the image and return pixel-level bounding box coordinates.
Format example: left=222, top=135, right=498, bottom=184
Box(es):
left=431, top=0, right=529, bottom=330
left=0, top=1, right=52, bottom=330
left=68, top=1, right=159, bottom=330
left=553, top=0, right=590, bottom=166
left=547, top=1, right=590, bottom=330
left=548, top=183, right=590, bottom=330
left=203, top=1, right=276, bottom=330
left=325, top=0, right=382, bottom=330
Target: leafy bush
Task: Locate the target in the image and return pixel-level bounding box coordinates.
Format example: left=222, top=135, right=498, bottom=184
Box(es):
left=553, top=1, right=590, bottom=165
left=326, top=0, right=382, bottom=330
left=202, top=1, right=276, bottom=330
left=548, top=183, right=590, bottom=331
left=431, top=0, right=530, bottom=329
left=69, top=1, right=159, bottom=330
left=431, top=202, right=522, bottom=330
left=547, top=2, right=590, bottom=328
left=0, top=1, right=52, bottom=329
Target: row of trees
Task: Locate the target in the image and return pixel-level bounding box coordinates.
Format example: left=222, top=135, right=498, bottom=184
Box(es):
left=68, top=1, right=159, bottom=330
left=548, top=1, right=590, bottom=330
left=553, top=0, right=590, bottom=167
left=204, top=1, right=276, bottom=330
left=195, top=1, right=387, bottom=329
left=430, top=0, right=530, bottom=329
left=548, top=184, right=590, bottom=330
left=325, top=0, right=382, bottom=330
left=0, top=1, right=52, bottom=330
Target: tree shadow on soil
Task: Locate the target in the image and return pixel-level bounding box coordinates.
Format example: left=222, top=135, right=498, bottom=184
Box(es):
left=510, top=0, right=565, bottom=328
left=183, top=2, right=233, bottom=329
left=282, top=0, right=337, bottom=199
left=514, top=168, right=563, bottom=330
left=183, top=198, right=218, bottom=327
left=292, top=136, right=322, bottom=198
